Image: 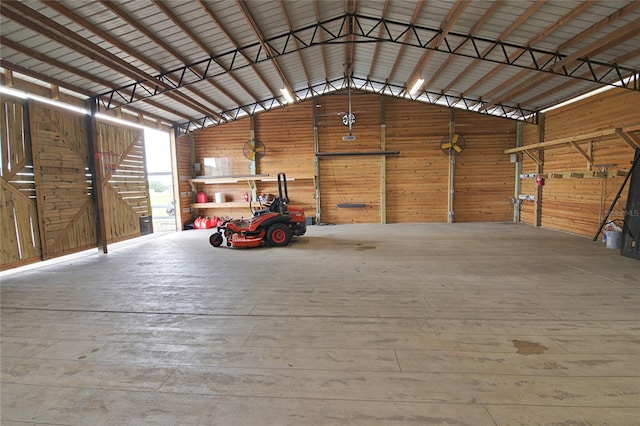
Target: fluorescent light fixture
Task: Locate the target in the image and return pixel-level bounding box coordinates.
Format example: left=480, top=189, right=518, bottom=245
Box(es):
left=542, top=73, right=639, bottom=113
left=0, top=85, right=88, bottom=115
left=280, top=88, right=294, bottom=104
left=95, top=113, right=146, bottom=129
left=409, top=78, right=424, bottom=96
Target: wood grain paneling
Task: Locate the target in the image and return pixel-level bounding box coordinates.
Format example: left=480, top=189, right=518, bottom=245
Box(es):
left=96, top=122, right=150, bottom=243
left=517, top=89, right=640, bottom=237
left=176, top=133, right=195, bottom=227
left=30, top=102, right=96, bottom=259
left=317, top=93, right=382, bottom=223
left=319, top=157, right=381, bottom=224
left=186, top=93, right=523, bottom=225
left=0, top=96, right=41, bottom=270
left=453, top=111, right=516, bottom=222
left=255, top=101, right=316, bottom=216
left=385, top=98, right=450, bottom=223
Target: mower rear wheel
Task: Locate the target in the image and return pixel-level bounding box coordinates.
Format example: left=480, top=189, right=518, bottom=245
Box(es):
left=209, top=232, right=223, bottom=247
left=266, top=223, right=292, bottom=247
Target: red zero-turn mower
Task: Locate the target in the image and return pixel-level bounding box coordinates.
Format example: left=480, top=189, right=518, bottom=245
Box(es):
left=209, top=173, right=306, bottom=248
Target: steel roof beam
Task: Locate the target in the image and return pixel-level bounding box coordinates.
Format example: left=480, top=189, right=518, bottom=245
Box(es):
left=197, top=0, right=270, bottom=110
left=279, top=0, right=312, bottom=88
left=101, top=0, right=237, bottom=116
left=235, top=0, right=290, bottom=99
left=485, top=2, right=640, bottom=111
left=1, top=1, right=218, bottom=120
left=44, top=0, right=224, bottom=121
left=96, top=13, right=637, bottom=113
left=176, top=76, right=538, bottom=134
left=385, top=0, right=425, bottom=83
left=404, top=0, right=468, bottom=91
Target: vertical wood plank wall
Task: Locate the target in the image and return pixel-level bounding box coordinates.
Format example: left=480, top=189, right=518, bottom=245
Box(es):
left=385, top=98, right=450, bottom=222
left=453, top=111, right=516, bottom=222
left=181, top=92, right=519, bottom=225
left=317, top=93, right=382, bottom=224
left=96, top=123, right=150, bottom=244
left=519, top=89, right=640, bottom=237
left=1, top=99, right=155, bottom=270
left=255, top=104, right=315, bottom=214
left=176, top=134, right=194, bottom=228
left=1, top=96, right=41, bottom=269
left=30, top=102, right=97, bottom=260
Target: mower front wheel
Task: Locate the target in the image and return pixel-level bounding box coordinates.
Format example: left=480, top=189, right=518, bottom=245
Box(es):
left=266, top=223, right=292, bottom=247
left=209, top=232, right=223, bottom=247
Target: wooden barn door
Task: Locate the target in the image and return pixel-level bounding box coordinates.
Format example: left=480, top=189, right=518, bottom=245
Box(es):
left=1, top=96, right=42, bottom=269
left=96, top=122, right=151, bottom=244
left=318, top=157, right=381, bottom=223
left=316, top=93, right=382, bottom=224
left=30, top=102, right=96, bottom=260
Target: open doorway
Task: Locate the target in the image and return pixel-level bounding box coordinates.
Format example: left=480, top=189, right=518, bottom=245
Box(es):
left=144, top=128, right=175, bottom=232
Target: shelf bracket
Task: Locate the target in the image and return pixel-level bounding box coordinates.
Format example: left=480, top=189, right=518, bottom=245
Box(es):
left=569, top=141, right=593, bottom=166
left=522, top=149, right=543, bottom=166
left=616, top=128, right=640, bottom=149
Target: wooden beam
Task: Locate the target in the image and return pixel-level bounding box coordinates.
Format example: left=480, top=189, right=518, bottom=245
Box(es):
left=534, top=114, right=545, bottom=227
left=569, top=141, right=593, bottom=165
left=522, top=149, right=543, bottom=166
left=87, top=99, right=108, bottom=254
left=380, top=96, right=386, bottom=224
left=616, top=128, right=640, bottom=149
left=505, top=128, right=618, bottom=153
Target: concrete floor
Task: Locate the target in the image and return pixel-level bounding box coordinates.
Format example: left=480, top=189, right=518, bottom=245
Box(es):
left=1, top=222, right=639, bottom=425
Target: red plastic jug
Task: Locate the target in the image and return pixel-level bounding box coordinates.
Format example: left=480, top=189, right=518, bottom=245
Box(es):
left=196, top=192, right=207, bottom=203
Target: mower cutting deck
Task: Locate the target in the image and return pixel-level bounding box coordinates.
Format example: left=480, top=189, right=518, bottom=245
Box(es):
left=209, top=173, right=306, bottom=249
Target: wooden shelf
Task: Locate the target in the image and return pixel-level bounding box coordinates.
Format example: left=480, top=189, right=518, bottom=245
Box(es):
left=189, top=174, right=316, bottom=213
left=188, top=174, right=314, bottom=192
left=504, top=125, right=640, bottom=167
left=192, top=202, right=249, bottom=209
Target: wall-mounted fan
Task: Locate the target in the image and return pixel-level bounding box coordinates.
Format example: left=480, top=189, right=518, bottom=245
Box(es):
left=440, top=133, right=466, bottom=155
left=243, top=140, right=266, bottom=161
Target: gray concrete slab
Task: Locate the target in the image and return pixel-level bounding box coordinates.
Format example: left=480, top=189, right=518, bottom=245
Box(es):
left=1, top=223, right=639, bottom=425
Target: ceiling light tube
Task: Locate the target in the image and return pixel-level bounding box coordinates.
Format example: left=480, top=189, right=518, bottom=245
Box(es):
left=409, top=78, right=424, bottom=96
left=280, top=88, right=294, bottom=104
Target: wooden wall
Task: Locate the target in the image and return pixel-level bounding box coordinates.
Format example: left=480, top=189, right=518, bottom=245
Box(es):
left=453, top=111, right=516, bottom=222
left=1, top=97, right=154, bottom=270
left=317, top=93, right=383, bottom=224
left=176, top=133, right=195, bottom=228
left=181, top=91, right=519, bottom=225
left=30, top=102, right=97, bottom=260
left=1, top=96, right=41, bottom=269
left=96, top=123, right=150, bottom=243
left=186, top=104, right=317, bottom=221
left=256, top=103, right=316, bottom=214
left=519, top=89, right=640, bottom=237
left=385, top=97, right=450, bottom=223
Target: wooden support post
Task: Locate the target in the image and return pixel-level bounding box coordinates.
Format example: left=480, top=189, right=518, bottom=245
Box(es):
left=169, top=127, right=181, bottom=231
left=86, top=98, right=108, bottom=253
left=534, top=113, right=545, bottom=227
left=447, top=110, right=455, bottom=223
left=23, top=99, right=47, bottom=261
left=249, top=115, right=257, bottom=177
left=380, top=96, right=387, bottom=224
left=313, top=97, right=321, bottom=224
left=514, top=121, right=523, bottom=223
left=4, top=68, right=14, bottom=86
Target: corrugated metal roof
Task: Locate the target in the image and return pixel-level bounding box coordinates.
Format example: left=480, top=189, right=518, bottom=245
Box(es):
left=0, top=0, right=638, bottom=131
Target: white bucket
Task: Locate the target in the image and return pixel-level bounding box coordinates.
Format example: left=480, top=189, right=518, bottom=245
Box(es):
left=214, top=192, right=224, bottom=203
left=605, top=230, right=621, bottom=249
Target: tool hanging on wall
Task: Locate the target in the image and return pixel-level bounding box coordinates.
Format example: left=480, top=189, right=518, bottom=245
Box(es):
left=342, top=65, right=356, bottom=142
